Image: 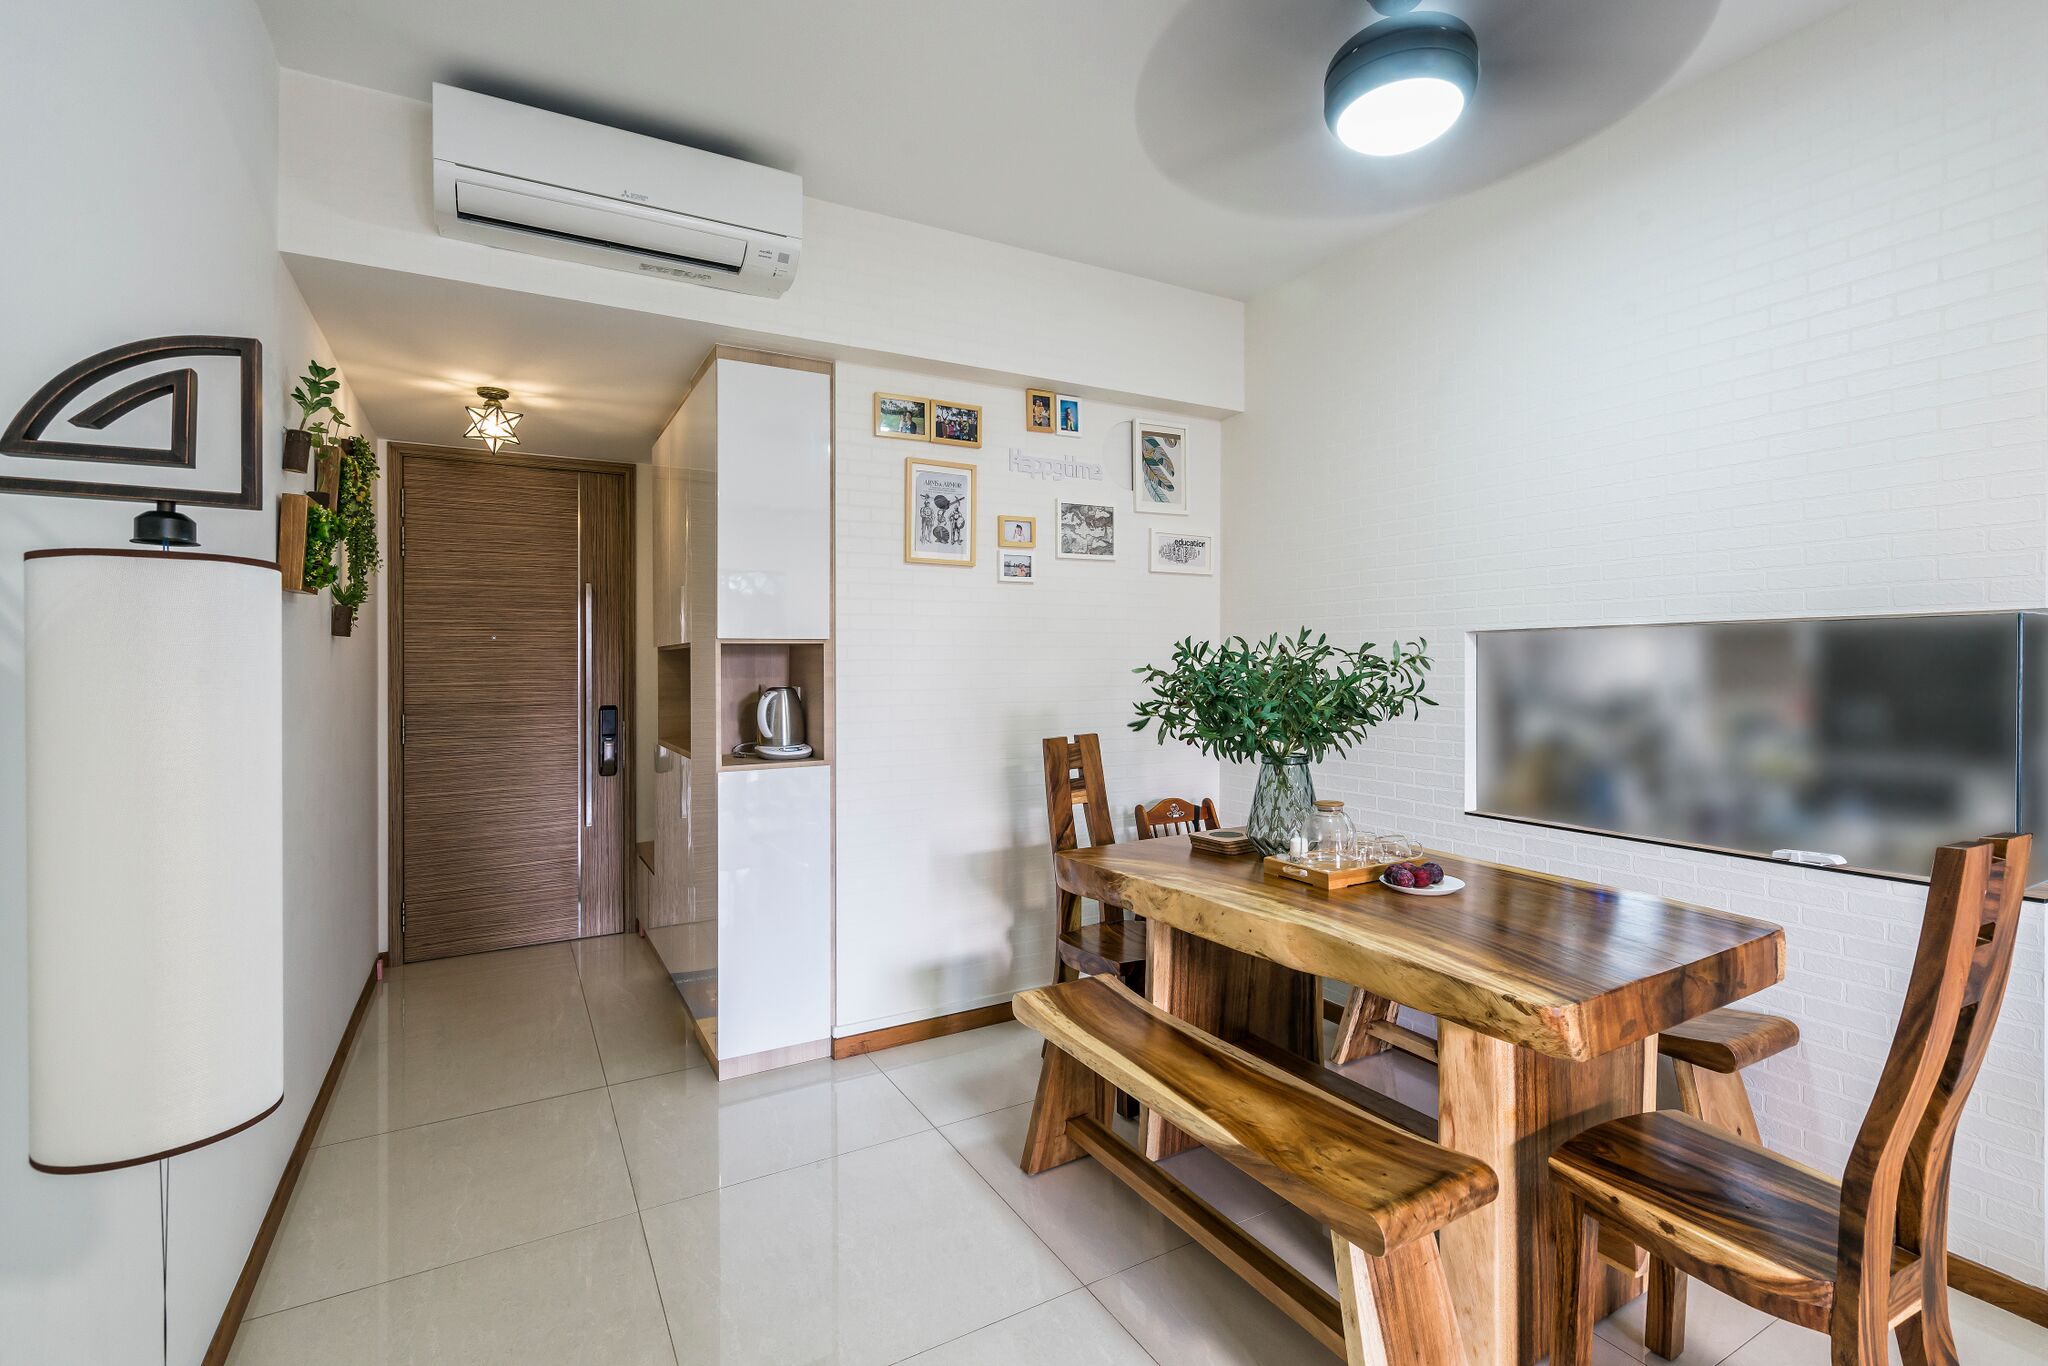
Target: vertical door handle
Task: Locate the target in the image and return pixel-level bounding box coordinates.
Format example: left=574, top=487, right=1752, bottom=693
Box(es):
left=583, top=583, right=594, bottom=830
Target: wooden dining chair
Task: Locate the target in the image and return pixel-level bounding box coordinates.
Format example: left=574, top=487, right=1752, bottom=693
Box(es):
left=1042, top=734, right=1145, bottom=990
left=1133, top=795, right=1220, bottom=840
left=1549, top=833, right=2033, bottom=1366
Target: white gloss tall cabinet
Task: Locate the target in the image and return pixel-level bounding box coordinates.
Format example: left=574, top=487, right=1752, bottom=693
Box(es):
left=648, top=346, right=835, bottom=1078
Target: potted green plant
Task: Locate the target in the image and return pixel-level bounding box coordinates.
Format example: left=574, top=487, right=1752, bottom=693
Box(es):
left=329, top=436, right=382, bottom=637
left=286, top=359, right=339, bottom=472
left=1130, top=629, right=1434, bottom=854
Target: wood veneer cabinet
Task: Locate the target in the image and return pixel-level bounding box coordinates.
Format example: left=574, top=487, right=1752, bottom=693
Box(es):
left=646, top=347, right=835, bottom=1078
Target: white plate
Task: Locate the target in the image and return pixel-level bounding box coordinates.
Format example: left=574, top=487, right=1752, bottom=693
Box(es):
left=1380, top=873, right=1465, bottom=896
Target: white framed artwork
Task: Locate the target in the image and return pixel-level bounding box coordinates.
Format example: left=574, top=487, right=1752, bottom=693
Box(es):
left=1149, top=529, right=1215, bottom=575
left=1132, top=421, right=1189, bottom=514
left=1055, top=499, right=1116, bottom=561
left=998, top=549, right=1035, bottom=583
left=1055, top=394, right=1082, bottom=438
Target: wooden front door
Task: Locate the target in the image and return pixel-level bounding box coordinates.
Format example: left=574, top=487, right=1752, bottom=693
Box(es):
left=394, top=448, right=634, bottom=963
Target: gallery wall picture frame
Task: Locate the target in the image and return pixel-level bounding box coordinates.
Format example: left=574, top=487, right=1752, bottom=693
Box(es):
left=998, top=549, right=1036, bottom=583
left=997, top=514, right=1036, bottom=549
left=1026, top=389, right=1056, bottom=435
left=904, top=456, right=977, bottom=566
left=875, top=392, right=930, bottom=441
left=1056, top=498, right=1117, bottom=561
left=1133, top=420, right=1189, bottom=515
left=1149, top=528, right=1217, bottom=576
left=931, top=401, right=983, bottom=449
left=1055, top=394, right=1082, bottom=438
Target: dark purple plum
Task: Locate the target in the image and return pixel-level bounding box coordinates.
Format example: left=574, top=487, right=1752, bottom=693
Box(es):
left=1386, top=865, right=1417, bottom=888
left=1421, top=861, right=1445, bottom=886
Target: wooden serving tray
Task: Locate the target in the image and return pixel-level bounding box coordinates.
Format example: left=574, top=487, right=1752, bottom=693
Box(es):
left=1261, top=855, right=1401, bottom=892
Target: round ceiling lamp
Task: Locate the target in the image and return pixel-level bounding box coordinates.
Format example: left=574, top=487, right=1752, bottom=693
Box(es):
left=1324, top=10, right=1479, bottom=158
left=464, top=385, right=522, bottom=453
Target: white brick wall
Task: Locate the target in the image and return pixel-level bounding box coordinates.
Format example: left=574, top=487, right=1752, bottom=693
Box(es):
left=1223, top=0, right=2047, bottom=1280
left=833, top=363, right=1222, bottom=1033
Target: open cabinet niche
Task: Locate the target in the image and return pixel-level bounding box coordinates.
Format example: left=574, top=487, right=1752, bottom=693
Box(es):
left=720, top=641, right=830, bottom=768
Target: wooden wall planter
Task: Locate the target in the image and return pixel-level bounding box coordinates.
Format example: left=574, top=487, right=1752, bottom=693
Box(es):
left=283, top=429, right=313, bottom=473
left=310, top=448, right=340, bottom=508
left=278, top=493, right=315, bottom=594
left=331, top=603, right=355, bottom=637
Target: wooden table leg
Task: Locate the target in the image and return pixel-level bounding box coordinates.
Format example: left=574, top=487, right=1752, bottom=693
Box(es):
left=1436, top=1023, right=1654, bottom=1366
left=1143, top=924, right=1319, bottom=1161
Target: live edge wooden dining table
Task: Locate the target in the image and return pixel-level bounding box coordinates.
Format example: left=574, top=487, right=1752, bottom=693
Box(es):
left=1053, top=836, right=1786, bottom=1366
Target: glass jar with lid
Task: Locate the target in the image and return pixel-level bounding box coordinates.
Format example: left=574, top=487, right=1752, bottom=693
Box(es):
left=1304, top=799, right=1357, bottom=868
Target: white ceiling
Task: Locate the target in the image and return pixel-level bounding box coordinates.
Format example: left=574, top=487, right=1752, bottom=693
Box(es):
left=285, top=255, right=718, bottom=461
left=258, top=0, right=1853, bottom=301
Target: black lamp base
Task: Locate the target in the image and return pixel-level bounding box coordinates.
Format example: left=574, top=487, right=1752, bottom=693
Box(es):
left=132, top=500, right=199, bottom=548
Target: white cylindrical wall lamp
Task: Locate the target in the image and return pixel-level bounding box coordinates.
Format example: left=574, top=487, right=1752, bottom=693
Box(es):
left=25, top=548, right=283, bottom=1173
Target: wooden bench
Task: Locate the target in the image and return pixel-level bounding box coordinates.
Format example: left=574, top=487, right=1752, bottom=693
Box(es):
left=1657, top=1006, right=1799, bottom=1144
left=1015, top=975, right=1498, bottom=1363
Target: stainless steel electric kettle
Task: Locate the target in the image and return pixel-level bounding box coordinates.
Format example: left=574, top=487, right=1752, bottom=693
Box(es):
left=755, top=685, right=807, bottom=751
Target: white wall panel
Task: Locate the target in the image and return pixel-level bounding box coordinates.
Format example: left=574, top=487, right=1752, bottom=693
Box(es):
left=718, top=766, right=833, bottom=1059
left=717, top=360, right=831, bottom=640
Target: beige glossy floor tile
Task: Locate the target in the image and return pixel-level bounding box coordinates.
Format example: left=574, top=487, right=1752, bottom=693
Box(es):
left=250, top=1088, right=636, bottom=1316
left=640, top=1129, right=1077, bottom=1366
left=899, top=1289, right=1155, bottom=1365
left=1595, top=1281, right=1775, bottom=1364
left=576, top=935, right=710, bottom=1083
left=229, top=1216, right=673, bottom=1366
left=1331, top=1044, right=1440, bottom=1119
left=1092, top=1233, right=1639, bottom=1366
left=1087, top=1239, right=1336, bottom=1366
left=941, top=1102, right=1190, bottom=1284
left=878, top=1022, right=1047, bottom=1127
left=1236, top=1205, right=1340, bottom=1298
left=1719, top=1290, right=2048, bottom=1365
left=317, top=960, right=605, bottom=1145
left=610, top=1054, right=929, bottom=1208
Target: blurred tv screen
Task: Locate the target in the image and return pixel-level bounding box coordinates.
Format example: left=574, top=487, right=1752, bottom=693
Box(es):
left=1473, top=613, right=2043, bottom=879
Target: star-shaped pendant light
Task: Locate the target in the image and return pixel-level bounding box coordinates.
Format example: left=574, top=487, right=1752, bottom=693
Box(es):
left=464, top=386, right=522, bottom=453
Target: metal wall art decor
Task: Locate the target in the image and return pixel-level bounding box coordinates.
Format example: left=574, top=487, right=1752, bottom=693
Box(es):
left=1, top=336, right=265, bottom=539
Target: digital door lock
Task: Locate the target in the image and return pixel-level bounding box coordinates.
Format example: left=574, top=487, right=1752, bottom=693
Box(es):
left=598, top=704, right=619, bottom=777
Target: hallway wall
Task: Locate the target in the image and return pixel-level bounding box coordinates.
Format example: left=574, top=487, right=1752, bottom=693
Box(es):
left=0, top=3, right=381, bottom=1359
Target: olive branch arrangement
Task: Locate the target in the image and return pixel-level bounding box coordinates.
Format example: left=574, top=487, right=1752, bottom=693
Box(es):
left=1130, top=629, right=1435, bottom=765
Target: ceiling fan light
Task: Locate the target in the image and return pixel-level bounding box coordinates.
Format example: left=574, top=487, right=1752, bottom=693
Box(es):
left=1325, top=15, right=1479, bottom=157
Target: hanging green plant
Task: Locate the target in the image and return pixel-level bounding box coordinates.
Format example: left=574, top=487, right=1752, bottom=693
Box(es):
left=329, top=435, right=382, bottom=635
left=301, top=500, right=343, bottom=593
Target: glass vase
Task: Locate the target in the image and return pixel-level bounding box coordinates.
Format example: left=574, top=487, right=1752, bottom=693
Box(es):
left=1247, top=754, right=1315, bottom=856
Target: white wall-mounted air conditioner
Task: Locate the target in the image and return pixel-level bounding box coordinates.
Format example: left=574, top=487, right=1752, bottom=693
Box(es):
left=431, top=84, right=801, bottom=298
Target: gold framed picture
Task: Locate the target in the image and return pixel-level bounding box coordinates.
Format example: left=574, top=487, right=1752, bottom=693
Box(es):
left=904, top=457, right=977, bottom=566
left=1026, top=389, right=1056, bottom=435
left=931, top=401, right=982, bottom=448
left=997, top=514, right=1036, bottom=549
left=874, top=392, right=929, bottom=441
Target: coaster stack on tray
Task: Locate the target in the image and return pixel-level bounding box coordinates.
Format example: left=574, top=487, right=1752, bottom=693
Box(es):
left=1190, top=827, right=1258, bottom=857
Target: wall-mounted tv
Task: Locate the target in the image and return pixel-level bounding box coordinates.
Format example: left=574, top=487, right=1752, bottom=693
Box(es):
left=1472, top=612, right=2044, bottom=880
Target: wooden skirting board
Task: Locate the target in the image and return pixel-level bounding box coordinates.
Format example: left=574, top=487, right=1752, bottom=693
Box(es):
left=203, top=953, right=385, bottom=1365
left=833, top=1001, right=1014, bottom=1059
left=1950, top=1255, right=2048, bottom=1330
